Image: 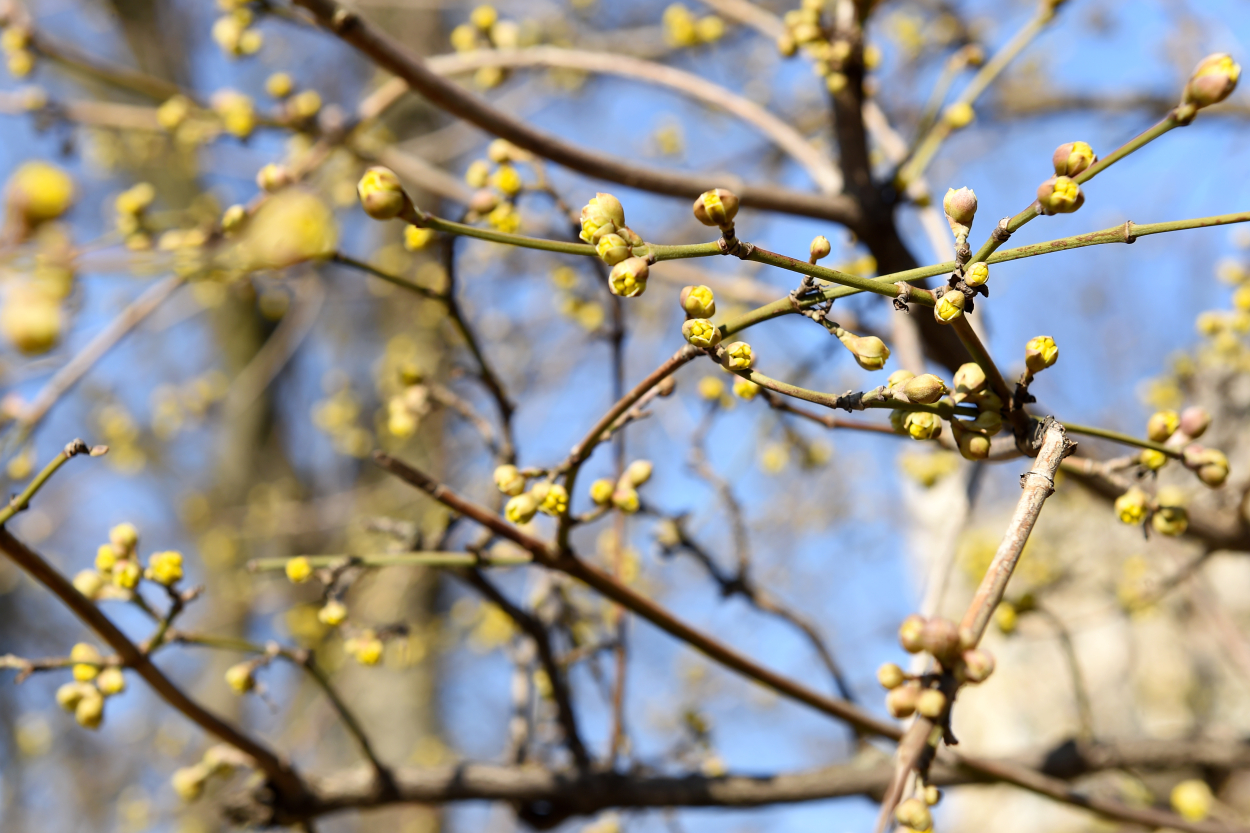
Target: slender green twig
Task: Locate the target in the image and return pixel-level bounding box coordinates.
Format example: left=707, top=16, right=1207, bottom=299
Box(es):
left=0, top=439, right=102, bottom=526
left=1060, top=421, right=1181, bottom=458
left=330, top=253, right=439, bottom=298
left=247, top=552, right=533, bottom=571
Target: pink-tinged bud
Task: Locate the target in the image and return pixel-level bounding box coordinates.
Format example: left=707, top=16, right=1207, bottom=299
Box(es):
left=942, top=186, right=978, bottom=230
left=961, top=648, right=995, bottom=683
left=898, top=614, right=926, bottom=653
left=886, top=683, right=920, bottom=718
left=1036, top=175, right=1084, bottom=214
left=1183, top=53, right=1241, bottom=109
left=1179, top=406, right=1210, bottom=438
left=920, top=617, right=961, bottom=659
left=692, top=189, right=739, bottom=228
left=1051, top=141, right=1097, bottom=177
left=809, top=235, right=831, bottom=261
left=1184, top=445, right=1230, bottom=488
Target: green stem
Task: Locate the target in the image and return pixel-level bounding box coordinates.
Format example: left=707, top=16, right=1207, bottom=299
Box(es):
left=738, top=369, right=975, bottom=417
left=1060, top=422, right=1182, bottom=459
left=330, top=253, right=438, bottom=298
left=414, top=211, right=596, bottom=256
left=247, top=552, right=533, bottom=571
left=0, top=440, right=96, bottom=526
left=745, top=246, right=935, bottom=304
left=950, top=318, right=1013, bottom=406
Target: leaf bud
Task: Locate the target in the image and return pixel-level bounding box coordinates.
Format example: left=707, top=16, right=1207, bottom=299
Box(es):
left=887, top=369, right=915, bottom=388
left=877, top=662, right=906, bottom=690
left=916, top=688, right=947, bottom=718
left=902, top=374, right=948, bottom=405
left=590, top=478, right=615, bottom=506
left=1140, top=448, right=1167, bottom=471
left=809, top=235, right=831, bottom=261
left=680, top=285, right=716, bottom=318
left=895, top=797, right=933, bottom=832
left=285, top=556, right=313, bottom=584
left=885, top=683, right=920, bottom=718
left=942, top=186, right=978, bottom=232
left=1114, top=487, right=1148, bottom=525
left=682, top=318, right=722, bottom=349
left=933, top=287, right=965, bottom=323
left=623, top=460, right=653, bottom=487
left=606, top=256, right=649, bottom=298
left=836, top=330, right=890, bottom=370
left=903, top=411, right=942, bottom=441
left=1146, top=409, right=1180, bottom=442
left=1179, top=406, right=1210, bottom=439
left=1036, top=175, right=1084, bottom=214
left=1183, top=53, right=1240, bottom=109
left=692, top=189, right=739, bottom=228
left=357, top=167, right=410, bottom=220
left=595, top=233, right=631, bottom=266
left=898, top=614, right=927, bottom=653
left=961, top=648, right=995, bottom=683
left=724, top=341, right=754, bottom=370
left=1025, top=335, right=1058, bottom=373
left=964, top=261, right=989, bottom=287
left=1052, top=141, right=1097, bottom=177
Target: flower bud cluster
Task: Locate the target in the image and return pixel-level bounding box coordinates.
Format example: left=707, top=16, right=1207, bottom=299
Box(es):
left=171, top=744, right=252, bottom=803
left=55, top=642, right=128, bottom=730
left=345, top=629, right=385, bottom=666
left=662, top=4, right=725, bottom=48
left=449, top=6, right=522, bottom=89
left=113, top=182, right=155, bottom=248
left=505, top=478, right=571, bottom=523
left=212, top=7, right=263, bottom=57
left=579, top=193, right=652, bottom=297
left=71, top=522, right=158, bottom=600
left=1, top=22, right=35, bottom=77
left=590, top=459, right=653, bottom=515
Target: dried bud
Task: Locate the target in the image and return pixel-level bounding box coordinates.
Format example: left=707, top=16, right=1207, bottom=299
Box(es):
left=964, top=262, right=989, bottom=287
left=1183, top=53, right=1241, bottom=109
left=679, top=285, right=716, bottom=318
left=692, top=188, right=739, bottom=228
left=933, top=288, right=965, bottom=323
left=1025, top=335, right=1058, bottom=373
left=590, top=478, right=615, bottom=506
left=809, top=235, right=831, bottom=261
left=877, top=662, right=906, bottom=690
left=902, top=374, right=948, bottom=405
left=682, top=318, right=722, bottom=349
left=903, top=411, right=942, bottom=441
left=623, top=460, right=653, bottom=487
left=357, top=167, right=409, bottom=220
left=1052, top=141, right=1097, bottom=177
left=493, top=464, right=526, bottom=496
left=942, top=186, right=978, bottom=234
left=1146, top=410, right=1180, bottom=442
left=723, top=341, right=754, bottom=370
left=1036, top=175, right=1084, bottom=214
left=887, top=369, right=916, bottom=388
left=916, top=688, right=947, bottom=719
left=885, top=683, right=920, bottom=718
left=1179, top=406, right=1210, bottom=438
left=505, top=492, right=540, bottom=525
left=1114, top=487, right=1148, bottom=524
left=608, top=257, right=649, bottom=297
left=836, top=330, right=890, bottom=370
left=961, top=648, right=995, bottom=683
left=595, top=233, right=631, bottom=266
left=952, top=362, right=986, bottom=401
left=920, top=617, right=961, bottom=659
left=895, top=797, right=933, bottom=832
left=898, top=614, right=926, bottom=653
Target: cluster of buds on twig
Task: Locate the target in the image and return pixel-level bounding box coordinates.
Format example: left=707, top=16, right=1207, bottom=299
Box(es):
left=589, top=459, right=653, bottom=515
left=171, top=744, right=254, bottom=803
left=211, top=5, right=263, bottom=58
left=1115, top=485, right=1190, bottom=537
left=950, top=362, right=1007, bottom=460
left=879, top=614, right=994, bottom=717
left=692, top=188, right=742, bottom=252
left=885, top=370, right=950, bottom=442
left=774, top=2, right=878, bottom=95
left=464, top=140, right=537, bottom=232
left=580, top=192, right=652, bottom=297
left=54, top=642, right=125, bottom=729
left=70, top=522, right=186, bottom=600
left=1036, top=140, right=1096, bottom=216
left=1176, top=53, right=1241, bottom=124
left=1134, top=405, right=1227, bottom=491
left=494, top=465, right=571, bottom=523
left=449, top=5, right=521, bottom=89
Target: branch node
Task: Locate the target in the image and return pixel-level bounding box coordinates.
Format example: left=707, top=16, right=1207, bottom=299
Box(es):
left=1122, top=221, right=1137, bottom=244
left=991, top=218, right=1012, bottom=243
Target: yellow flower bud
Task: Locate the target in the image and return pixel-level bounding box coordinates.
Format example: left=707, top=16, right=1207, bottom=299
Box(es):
left=683, top=318, right=722, bottom=349
left=956, top=427, right=990, bottom=460
left=836, top=330, right=890, bottom=370
left=623, top=460, right=653, bottom=487
left=595, top=232, right=630, bottom=266
left=887, top=369, right=915, bottom=388
left=450, top=23, right=478, bottom=52
left=404, top=225, right=435, bottom=251
left=318, top=599, right=348, bottom=626
left=1146, top=410, right=1179, bottom=442
left=0, top=284, right=61, bottom=356
left=590, top=478, right=615, bottom=506
left=285, top=555, right=314, bottom=584
left=466, top=160, right=491, bottom=189
left=952, top=362, right=986, bottom=401
left=115, top=182, right=155, bottom=217
left=612, top=487, right=640, bottom=514
left=538, top=483, right=569, bottom=516
left=809, top=235, right=831, bottom=261
left=56, top=681, right=91, bottom=711
left=1185, top=445, right=1229, bottom=488
left=72, top=569, right=105, bottom=599
left=231, top=188, right=337, bottom=270
left=490, top=164, right=523, bottom=197
left=470, top=4, right=497, bottom=29
left=1025, top=335, right=1058, bottom=373
left=1052, top=141, right=1097, bottom=177
left=1183, top=53, right=1240, bottom=109
left=896, top=797, right=933, bottom=832
left=221, top=204, right=246, bottom=235
left=108, top=522, right=138, bottom=551
left=995, top=601, right=1018, bottom=634
left=225, top=662, right=255, bottom=694
left=96, top=667, right=126, bottom=696
left=916, top=688, right=947, bottom=718
left=1139, top=448, right=1167, bottom=471
left=75, top=686, right=104, bottom=729
left=904, top=411, right=942, bottom=441
left=679, top=285, right=716, bottom=318
left=776, top=32, right=798, bottom=57
left=95, top=543, right=119, bottom=572
left=723, top=341, right=754, bottom=370
left=145, top=551, right=184, bottom=586
left=493, top=464, right=526, bottom=496
left=6, top=161, right=74, bottom=226
left=1171, top=779, right=1214, bottom=822
left=1036, top=175, right=1084, bottom=214
left=886, top=683, right=920, bottom=718
left=211, top=90, right=255, bottom=138
left=698, top=375, right=725, bottom=400
left=157, top=95, right=192, bottom=131
left=964, top=261, right=989, bottom=287
left=608, top=257, right=649, bottom=298
left=901, top=374, right=948, bottom=405
left=733, top=377, right=760, bottom=400
left=255, top=163, right=291, bottom=193
left=71, top=643, right=102, bottom=682
left=289, top=89, right=321, bottom=120
left=171, top=765, right=209, bottom=802
left=876, top=662, right=905, bottom=690
left=692, top=188, right=739, bottom=228
left=579, top=192, right=625, bottom=243
left=1114, top=487, right=1148, bottom=525
left=1152, top=486, right=1188, bottom=536
left=112, top=560, right=141, bottom=590
left=924, top=785, right=942, bottom=806
left=943, top=102, right=974, bottom=128
left=933, top=288, right=965, bottom=323
left=898, top=614, right=926, bottom=653
left=357, top=166, right=409, bottom=221
left=505, top=492, right=540, bottom=524
left=265, top=71, right=294, bottom=98
left=7, top=49, right=33, bottom=78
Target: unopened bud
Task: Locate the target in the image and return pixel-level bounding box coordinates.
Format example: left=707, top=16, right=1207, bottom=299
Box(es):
left=505, top=492, right=540, bottom=524
left=1146, top=410, right=1180, bottom=442
left=537, top=483, right=569, bottom=516
left=1185, top=445, right=1229, bottom=488
left=887, top=369, right=915, bottom=388
left=933, top=288, right=965, bottom=323
left=493, top=464, right=526, bottom=496
left=942, top=102, right=974, bottom=129
left=964, top=261, right=989, bottom=287
left=956, top=426, right=990, bottom=460
left=809, top=235, right=831, bottom=261
left=579, top=192, right=625, bottom=243
left=898, top=614, right=926, bottom=653
left=1183, top=53, right=1241, bottom=109
left=692, top=188, right=739, bottom=228
left=916, top=688, right=947, bottom=718
left=225, top=662, right=255, bottom=694
left=886, top=683, right=920, bottom=718
left=924, top=785, right=943, bottom=806
left=836, top=330, right=890, bottom=370
left=1140, top=448, right=1167, bottom=471
left=623, top=460, right=653, bottom=487
left=609, top=257, right=649, bottom=297
left=1152, top=486, right=1189, bottom=536
left=1052, top=141, right=1097, bottom=177
left=612, top=487, right=640, bottom=514
left=961, top=648, right=995, bottom=683
left=56, top=681, right=90, bottom=711
left=256, top=163, right=291, bottom=193
left=679, top=285, right=716, bottom=318
left=1036, top=175, right=1084, bottom=214
left=877, top=662, right=906, bottom=690
left=952, top=362, right=986, bottom=402
left=967, top=409, right=1003, bottom=437
left=942, top=186, right=978, bottom=234
left=590, top=478, right=615, bottom=506
left=903, top=411, right=942, bottom=441
left=222, top=204, right=247, bottom=234
left=896, top=797, right=933, bottom=832
left=1179, top=406, right=1210, bottom=438
left=682, top=318, right=722, bottom=349
left=1025, top=335, right=1058, bottom=373
left=902, top=374, right=948, bottom=405
left=595, top=233, right=631, bottom=266
left=357, top=167, right=409, bottom=220
left=920, top=617, right=961, bottom=659
left=75, top=687, right=104, bottom=729
left=1114, top=486, right=1148, bottom=525
left=723, top=341, right=754, bottom=370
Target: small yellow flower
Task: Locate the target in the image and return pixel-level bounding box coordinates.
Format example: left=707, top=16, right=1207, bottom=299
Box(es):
left=1184, top=53, right=1240, bottom=109
left=95, top=543, right=119, bottom=572
left=289, top=89, right=321, bottom=120
left=579, top=192, right=625, bottom=243
left=590, top=478, right=615, bottom=506
left=903, top=411, right=942, bottom=441
left=347, top=632, right=384, bottom=665
left=622, top=460, right=653, bottom=487
left=678, top=285, right=716, bottom=318
left=221, top=204, right=247, bottom=234
left=6, top=161, right=75, bottom=225
left=1052, top=141, right=1096, bottom=177
left=486, top=201, right=519, bottom=233
left=318, top=599, right=348, bottom=626
left=683, top=318, right=722, bottom=349
left=255, top=163, right=291, bottom=193
left=538, top=483, right=569, bottom=516
left=608, top=257, right=649, bottom=298
left=71, top=643, right=102, bottom=682
left=493, top=464, right=527, bottom=496
left=145, top=551, right=184, bottom=586
left=1036, top=175, right=1084, bottom=214
left=110, top=522, right=139, bottom=553
left=115, top=182, right=155, bottom=217
left=933, top=289, right=965, bottom=323
left=723, top=341, right=754, bottom=370
left=1025, top=335, right=1058, bottom=372
left=964, top=262, right=989, bottom=287
left=895, top=798, right=933, bottom=832
left=995, top=601, right=1018, bottom=634
left=490, top=164, right=523, bottom=196
left=112, top=560, right=141, bottom=590
left=470, top=4, right=498, bottom=29
left=692, top=188, right=739, bottom=228
left=285, top=556, right=314, bottom=584
left=211, top=89, right=256, bottom=138
left=505, top=493, right=540, bottom=524
left=942, top=101, right=974, bottom=128
left=1114, top=487, right=1148, bottom=524
left=595, top=233, right=630, bottom=266
left=224, top=662, right=255, bottom=694
left=1140, top=448, right=1167, bottom=471
left=72, top=570, right=105, bottom=598
left=404, top=225, right=435, bottom=251
left=75, top=687, right=104, bottom=729
left=465, top=159, right=491, bottom=188
left=157, top=95, right=192, bottom=131
left=1146, top=409, right=1179, bottom=442
left=450, top=23, right=478, bottom=52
